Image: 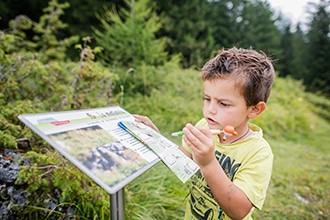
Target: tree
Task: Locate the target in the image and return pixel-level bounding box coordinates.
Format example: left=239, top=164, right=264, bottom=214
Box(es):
left=93, top=0, right=183, bottom=97
left=59, top=0, right=124, bottom=38
left=290, top=23, right=308, bottom=80
left=155, top=0, right=215, bottom=68
left=239, top=0, right=282, bottom=56
left=0, top=0, right=48, bottom=29
left=208, top=0, right=282, bottom=62
left=0, top=0, right=124, bottom=60
left=208, top=0, right=246, bottom=49
left=279, top=24, right=294, bottom=77
left=305, top=0, right=330, bottom=96
left=93, top=0, right=168, bottom=68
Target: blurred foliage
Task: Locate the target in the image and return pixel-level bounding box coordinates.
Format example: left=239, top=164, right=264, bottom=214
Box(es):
left=1, top=0, right=330, bottom=95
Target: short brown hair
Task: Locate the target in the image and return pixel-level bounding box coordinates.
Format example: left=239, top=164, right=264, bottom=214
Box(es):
left=201, top=47, right=275, bottom=106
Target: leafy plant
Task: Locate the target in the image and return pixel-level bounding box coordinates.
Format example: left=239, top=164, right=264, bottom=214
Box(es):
left=16, top=150, right=111, bottom=219
left=0, top=1, right=117, bottom=218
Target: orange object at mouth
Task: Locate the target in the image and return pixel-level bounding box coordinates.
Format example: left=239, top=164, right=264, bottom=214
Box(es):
left=223, top=125, right=238, bottom=136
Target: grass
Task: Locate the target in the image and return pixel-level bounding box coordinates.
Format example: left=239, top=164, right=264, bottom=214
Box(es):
left=125, top=163, right=188, bottom=220
left=122, top=68, right=330, bottom=219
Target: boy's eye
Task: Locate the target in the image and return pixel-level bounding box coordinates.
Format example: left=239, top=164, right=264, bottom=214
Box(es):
left=204, top=97, right=210, bottom=101
left=220, top=102, right=229, bottom=107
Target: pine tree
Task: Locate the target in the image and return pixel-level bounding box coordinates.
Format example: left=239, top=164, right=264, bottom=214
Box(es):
left=208, top=0, right=282, bottom=59
left=155, top=0, right=215, bottom=68
left=93, top=0, right=167, bottom=68
left=279, top=24, right=294, bottom=77
left=305, top=0, right=330, bottom=96
left=208, top=0, right=245, bottom=49
left=239, top=0, right=282, bottom=56
left=290, top=23, right=308, bottom=80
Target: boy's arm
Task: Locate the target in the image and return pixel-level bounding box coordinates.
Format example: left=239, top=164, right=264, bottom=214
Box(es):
left=201, top=157, right=253, bottom=219
left=183, top=123, right=252, bottom=219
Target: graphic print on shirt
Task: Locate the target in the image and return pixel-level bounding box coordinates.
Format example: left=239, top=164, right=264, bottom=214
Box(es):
left=188, top=150, right=241, bottom=220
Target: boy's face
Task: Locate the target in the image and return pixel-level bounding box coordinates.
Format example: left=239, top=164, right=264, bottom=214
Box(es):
left=203, top=78, right=252, bottom=133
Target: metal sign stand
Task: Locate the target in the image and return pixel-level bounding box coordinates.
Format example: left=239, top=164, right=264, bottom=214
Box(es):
left=110, top=188, right=125, bottom=220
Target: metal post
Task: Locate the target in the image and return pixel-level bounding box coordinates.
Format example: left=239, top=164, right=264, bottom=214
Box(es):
left=110, top=188, right=125, bottom=220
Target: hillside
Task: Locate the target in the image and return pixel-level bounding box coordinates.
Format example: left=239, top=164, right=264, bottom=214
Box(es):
left=1, top=66, right=329, bottom=219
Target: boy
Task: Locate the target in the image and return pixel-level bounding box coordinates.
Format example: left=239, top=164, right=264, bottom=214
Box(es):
left=135, top=47, right=274, bottom=219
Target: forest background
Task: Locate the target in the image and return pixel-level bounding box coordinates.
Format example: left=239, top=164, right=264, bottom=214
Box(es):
left=0, top=0, right=330, bottom=219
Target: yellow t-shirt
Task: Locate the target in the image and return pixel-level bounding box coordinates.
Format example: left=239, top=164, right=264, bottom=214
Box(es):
left=182, top=119, right=273, bottom=220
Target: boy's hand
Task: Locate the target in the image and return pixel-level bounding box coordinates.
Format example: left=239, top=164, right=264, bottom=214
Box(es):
left=134, top=115, right=160, bottom=133
left=183, top=123, right=216, bottom=167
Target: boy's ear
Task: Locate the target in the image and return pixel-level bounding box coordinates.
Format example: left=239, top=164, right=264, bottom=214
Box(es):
left=248, top=101, right=266, bottom=119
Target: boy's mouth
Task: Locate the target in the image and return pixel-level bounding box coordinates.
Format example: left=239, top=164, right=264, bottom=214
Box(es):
left=206, top=117, right=218, bottom=125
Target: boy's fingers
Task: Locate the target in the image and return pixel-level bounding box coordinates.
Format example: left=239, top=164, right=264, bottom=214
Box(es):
left=183, top=126, right=203, bottom=149
left=133, top=115, right=160, bottom=133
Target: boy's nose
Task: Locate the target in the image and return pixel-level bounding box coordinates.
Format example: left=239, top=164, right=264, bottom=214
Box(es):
left=207, top=102, right=217, bottom=114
